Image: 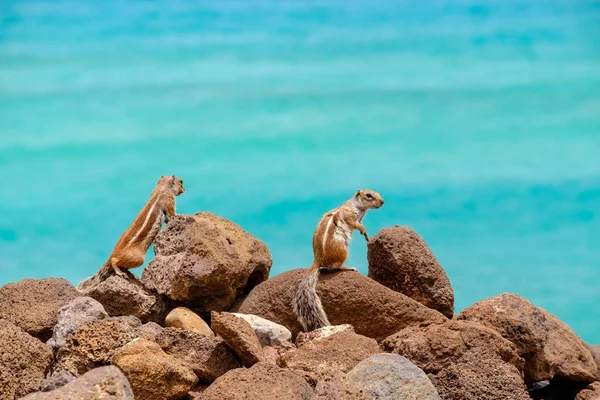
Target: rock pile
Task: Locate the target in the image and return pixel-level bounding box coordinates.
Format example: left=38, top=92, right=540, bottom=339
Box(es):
left=0, top=213, right=597, bottom=400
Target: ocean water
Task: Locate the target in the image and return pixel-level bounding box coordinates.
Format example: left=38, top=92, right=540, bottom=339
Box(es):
left=1, top=1, right=599, bottom=342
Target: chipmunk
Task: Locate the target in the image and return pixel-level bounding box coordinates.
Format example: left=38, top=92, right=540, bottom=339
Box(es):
left=77, top=176, right=185, bottom=290
left=292, top=189, right=384, bottom=331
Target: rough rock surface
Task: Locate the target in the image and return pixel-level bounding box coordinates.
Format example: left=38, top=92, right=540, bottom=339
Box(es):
left=313, top=371, right=371, bottom=400
left=457, top=293, right=598, bottom=383
left=587, top=344, right=600, bottom=379
left=155, top=327, right=240, bottom=383
left=382, top=320, right=529, bottom=400
left=347, top=353, right=441, bottom=400
left=232, top=313, right=292, bottom=346
left=211, top=311, right=265, bottom=367
left=0, top=319, right=53, bottom=399
left=40, top=370, right=76, bottom=392
left=136, top=321, right=165, bottom=340
left=295, top=324, right=355, bottom=347
left=21, top=366, right=134, bottom=400
left=279, top=331, right=380, bottom=376
left=47, top=296, right=108, bottom=351
left=165, top=307, right=213, bottom=336
left=201, top=362, right=314, bottom=400
left=112, top=338, right=198, bottom=400
left=141, top=213, right=271, bottom=314
left=236, top=269, right=446, bottom=341
left=0, top=278, right=79, bottom=341
left=80, top=274, right=166, bottom=323
left=367, top=226, right=454, bottom=318
left=53, top=316, right=141, bottom=376
left=575, top=382, right=600, bottom=400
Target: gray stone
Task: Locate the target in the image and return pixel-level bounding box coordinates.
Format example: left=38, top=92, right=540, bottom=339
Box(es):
left=21, top=366, right=134, bottom=399
left=232, top=313, right=292, bottom=346
left=40, top=370, right=76, bottom=392
left=47, top=296, right=108, bottom=352
left=347, top=353, right=441, bottom=400
left=295, top=324, right=354, bottom=347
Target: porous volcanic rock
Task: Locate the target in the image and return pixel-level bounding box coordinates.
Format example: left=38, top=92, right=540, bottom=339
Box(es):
left=165, top=307, right=213, bottom=336
left=112, top=338, right=198, bottom=400
left=313, top=371, right=371, bottom=400
left=347, top=353, right=441, bottom=400
left=279, top=331, right=380, bottom=376
left=587, top=344, right=600, bottom=379
left=575, top=382, right=600, bottom=400
left=47, top=296, right=108, bottom=352
left=236, top=269, right=446, bottom=341
left=21, top=366, right=134, bottom=400
left=53, top=316, right=141, bottom=376
left=0, top=319, right=53, bottom=399
left=382, top=320, right=529, bottom=400
left=155, top=327, right=240, bottom=383
left=367, top=226, right=454, bottom=318
left=0, top=278, right=79, bottom=341
left=211, top=311, right=265, bottom=367
left=232, top=313, right=292, bottom=346
left=457, top=293, right=598, bottom=383
left=201, top=362, right=314, bottom=400
left=141, top=213, right=271, bottom=314
left=40, top=370, right=76, bottom=392
left=80, top=274, right=166, bottom=323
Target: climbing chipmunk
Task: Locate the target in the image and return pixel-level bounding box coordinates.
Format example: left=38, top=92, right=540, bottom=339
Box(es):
left=292, top=189, right=384, bottom=331
left=77, top=175, right=185, bottom=290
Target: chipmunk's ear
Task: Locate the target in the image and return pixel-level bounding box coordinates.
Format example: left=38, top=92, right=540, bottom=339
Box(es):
left=355, top=190, right=361, bottom=197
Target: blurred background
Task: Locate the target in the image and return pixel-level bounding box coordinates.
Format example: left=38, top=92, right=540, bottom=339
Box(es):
left=0, top=1, right=599, bottom=342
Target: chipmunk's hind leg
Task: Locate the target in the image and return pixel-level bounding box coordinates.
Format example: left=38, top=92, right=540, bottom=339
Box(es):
left=109, top=257, right=128, bottom=278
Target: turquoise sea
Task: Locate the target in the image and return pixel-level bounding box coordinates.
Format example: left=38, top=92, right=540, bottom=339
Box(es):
left=1, top=1, right=599, bottom=342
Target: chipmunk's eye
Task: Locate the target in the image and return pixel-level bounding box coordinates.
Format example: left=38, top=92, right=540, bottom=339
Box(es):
left=366, top=193, right=373, bottom=199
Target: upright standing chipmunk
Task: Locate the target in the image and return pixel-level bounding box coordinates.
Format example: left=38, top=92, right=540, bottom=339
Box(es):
left=292, top=189, right=384, bottom=331
left=77, top=175, right=185, bottom=290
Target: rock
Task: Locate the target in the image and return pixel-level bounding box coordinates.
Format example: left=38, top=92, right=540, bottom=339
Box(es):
left=586, top=344, right=600, bottom=380
left=528, top=377, right=591, bottom=400
left=47, top=296, right=108, bottom=352
left=263, top=346, right=279, bottom=365
left=382, top=320, right=529, bottom=400
left=53, top=316, right=141, bottom=376
left=295, top=324, right=355, bottom=347
left=0, top=278, right=79, bottom=341
left=211, top=311, right=265, bottom=367
left=80, top=274, right=166, bottom=323
left=313, top=371, right=371, bottom=400
left=141, top=213, right=271, bottom=314
left=165, top=307, right=213, bottom=336
left=0, top=319, right=53, bottom=399
left=112, top=338, right=198, bottom=400
left=136, top=321, right=165, bottom=340
left=40, top=370, right=76, bottom=392
left=232, top=313, right=292, bottom=346
left=279, top=331, right=380, bottom=376
left=457, top=293, right=598, bottom=383
left=575, top=382, right=600, bottom=400
left=155, top=327, right=240, bottom=383
left=201, top=362, right=314, bottom=400
left=187, top=385, right=209, bottom=400
left=347, top=353, right=441, bottom=400
left=367, top=226, right=454, bottom=318
left=236, top=269, right=446, bottom=341
left=20, top=366, right=134, bottom=400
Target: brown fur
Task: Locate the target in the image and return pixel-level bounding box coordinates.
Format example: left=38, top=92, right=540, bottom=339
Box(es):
left=77, top=176, right=184, bottom=290
left=292, top=190, right=384, bottom=331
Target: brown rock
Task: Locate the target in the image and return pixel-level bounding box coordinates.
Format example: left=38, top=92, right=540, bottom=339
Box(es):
left=295, top=324, right=355, bottom=347
left=166, top=307, right=213, bottom=336
left=141, top=213, right=271, bottom=314
left=136, top=321, right=165, bottom=340
left=0, top=278, right=79, bottom=341
left=80, top=274, right=166, bottom=323
left=382, top=320, right=529, bottom=400
left=201, top=362, right=314, bottom=400
left=187, top=385, right=209, bottom=400
left=211, top=311, right=265, bottom=367
left=367, top=226, right=454, bottom=318
left=457, top=293, right=598, bottom=383
left=54, top=316, right=141, bottom=376
left=279, top=331, right=380, bottom=376
left=263, top=346, right=279, bottom=365
left=586, top=344, right=600, bottom=380
left=155, top=327, right=240, bottom=383
left=20, top=366, right=134, bottom=400
left=236, top=269, right=446, bottom=341
left=0, top=319, right=53, bottom=399
left=314, top=371, right=371, bottom=400
left=112, top=338, right=198, bottom=400
left=575, top=382, right=600, bottom=400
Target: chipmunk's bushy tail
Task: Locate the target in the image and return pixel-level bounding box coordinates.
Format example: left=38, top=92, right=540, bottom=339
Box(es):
left=292, top=263, right=330, bottom=331
left=76, top=261, right=113, bottom=291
